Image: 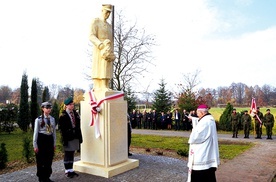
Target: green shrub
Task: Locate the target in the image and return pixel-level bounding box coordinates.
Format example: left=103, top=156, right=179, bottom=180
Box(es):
left=219, top=103, right=233, bottom=131
left=22, top=136, right=34, bottom=163
left=177, top=149, right=189, bottom=157
left=0, top=143, right=8, bottom=169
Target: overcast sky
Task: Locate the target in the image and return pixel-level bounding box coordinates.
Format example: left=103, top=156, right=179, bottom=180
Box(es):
left=1, top=0, right=276, bottom=94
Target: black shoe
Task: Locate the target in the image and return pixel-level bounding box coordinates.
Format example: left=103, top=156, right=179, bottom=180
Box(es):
left=71, top=171, right=79, bottom=177
left=128, top=153, right=132, bottom=156
left=65, top=172, right=73, bottom=178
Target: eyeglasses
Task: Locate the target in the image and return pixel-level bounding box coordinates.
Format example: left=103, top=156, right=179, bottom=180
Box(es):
left=45, top=107, right=52, bottom=109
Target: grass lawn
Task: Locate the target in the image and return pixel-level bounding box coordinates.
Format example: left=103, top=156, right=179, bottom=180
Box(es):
left=131, top=134, right=254, bottom=160
left=0, top=129, right=254, bottom=164
left=0, top=129, right=64, bottom=162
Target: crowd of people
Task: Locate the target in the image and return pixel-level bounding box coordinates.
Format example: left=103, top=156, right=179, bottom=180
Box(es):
left=129, top=108, right=197, bottom=131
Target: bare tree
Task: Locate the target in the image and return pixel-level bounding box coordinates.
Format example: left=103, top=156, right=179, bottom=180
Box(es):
left=11, top=88, right=20, bottom=105
left=244, top=85, right=254, bottom=106
left=0, top=85, right=12, bottom=103
left=85, top=10, right=155, bottom=92
left=230, top=82, right=246, bottom=105
left=48, top=84, right=60, bottom=100
left=113, top=12, right=156, bottom=91
left=177, top=69, right=201, bottom=93
left=262, top=84, right=272, bottom=106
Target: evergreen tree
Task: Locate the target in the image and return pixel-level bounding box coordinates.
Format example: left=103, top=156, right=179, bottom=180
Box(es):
left=0, top=143, right=8, bottom=169
left=22, top=136, right=33, bottom=163
left=42, top=86, right=50, bottom=102
left=178, top=89, right=198, bottom=112
left=30, top=78, right=39, bottom=131
left=36, top=79, right=44, bottom=105
left=51, top=101, right=59, bottom=126
left=219, top=103, right=233, bottom=131
left=17, top=72, right=29, bottom=132
left=152, top=79, right=173, bottom=114
left=125, top=86, right=137, bottom=113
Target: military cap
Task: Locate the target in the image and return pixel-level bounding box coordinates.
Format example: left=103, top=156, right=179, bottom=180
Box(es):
left=257, top=107, right=260, bottom=109
left=41, top=101, right=52, bottom=108
left=233, top=108, right=236, bottom=111
left=244, top=110, right=248, bottom=113
left=266, top=108, right=270, bottom=111
left=64, top=97, right=73, bottom=105
left=102, top=4, right=112, bottom=11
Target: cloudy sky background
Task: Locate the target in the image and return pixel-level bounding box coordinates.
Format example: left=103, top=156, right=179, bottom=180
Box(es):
left=1, top=0, right=276, bottom=94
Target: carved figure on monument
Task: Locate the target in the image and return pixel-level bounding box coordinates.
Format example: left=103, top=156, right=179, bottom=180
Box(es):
left=73, top=5, right=139, bottom=177
left=90, top=4, right=115, bottom=90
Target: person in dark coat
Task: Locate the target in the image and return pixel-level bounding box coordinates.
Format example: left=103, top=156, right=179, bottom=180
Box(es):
left=166, top=111, right=172, bottom=130
left=59, top=97, right=83, bottom=178
left=152, top=109, right=158, bottom=130
left=181, top=109, right=189, bottom=131
left=174, top=109, right=181, bottom=131
left=129, top=109, right=137, bottom=129
left=160, top=112, right=166, bottom=130
left=147, top=110, right=153, bottom=129
left=127, top=113, right=132, bottom=156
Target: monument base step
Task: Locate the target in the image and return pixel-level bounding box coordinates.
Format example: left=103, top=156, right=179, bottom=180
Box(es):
left=73, top=159, right=139, bottom=178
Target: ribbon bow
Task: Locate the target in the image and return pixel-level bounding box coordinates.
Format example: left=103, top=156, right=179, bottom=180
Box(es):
left=88, top=89, right=124, bottom=138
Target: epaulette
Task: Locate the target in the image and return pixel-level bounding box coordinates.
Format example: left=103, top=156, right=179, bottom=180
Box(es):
left=38, top=115, right=42, bottom=119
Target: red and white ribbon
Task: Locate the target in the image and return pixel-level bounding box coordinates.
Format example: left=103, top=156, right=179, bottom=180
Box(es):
left=88, top=89, right=124, bottom=138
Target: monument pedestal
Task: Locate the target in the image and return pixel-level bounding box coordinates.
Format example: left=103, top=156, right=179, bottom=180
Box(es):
left=74, top=90, right=139, bottom=178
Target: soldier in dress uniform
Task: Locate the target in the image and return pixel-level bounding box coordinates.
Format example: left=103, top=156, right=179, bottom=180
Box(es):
left=231, top=108, right=240, bottom=138
left=263, top=109, right=274, bottom=139
left=254, top=107, right=264, bottom=139
left=241, top=110, right=252, bottom=138
left=59, top=97, right=83, bottom=178
left=33, top=102, right=56, bottom=182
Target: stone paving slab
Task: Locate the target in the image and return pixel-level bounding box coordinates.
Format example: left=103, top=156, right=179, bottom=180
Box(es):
left=0, top=154, right=187, bottom=182
left=216, top=142, right=276, bottom=182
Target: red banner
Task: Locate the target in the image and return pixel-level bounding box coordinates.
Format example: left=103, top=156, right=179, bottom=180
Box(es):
left=249, top=97, right=262, bottom=125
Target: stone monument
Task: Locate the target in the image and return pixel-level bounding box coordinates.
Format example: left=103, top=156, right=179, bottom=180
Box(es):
left=73, top=4, right=139, bottom=178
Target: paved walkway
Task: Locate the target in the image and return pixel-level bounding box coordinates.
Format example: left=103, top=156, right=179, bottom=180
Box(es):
left=0, top=129, right=275, bottom=182
left=134, top=129, right=276, bottom=182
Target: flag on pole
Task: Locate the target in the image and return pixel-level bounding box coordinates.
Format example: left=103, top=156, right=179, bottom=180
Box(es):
left=249, top=97, right=262, bottom=125
left=249, top=98, right=257, bottom=117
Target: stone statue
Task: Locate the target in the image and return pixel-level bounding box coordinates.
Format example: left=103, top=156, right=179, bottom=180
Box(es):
left=90, top=4, right=115, bottom=90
